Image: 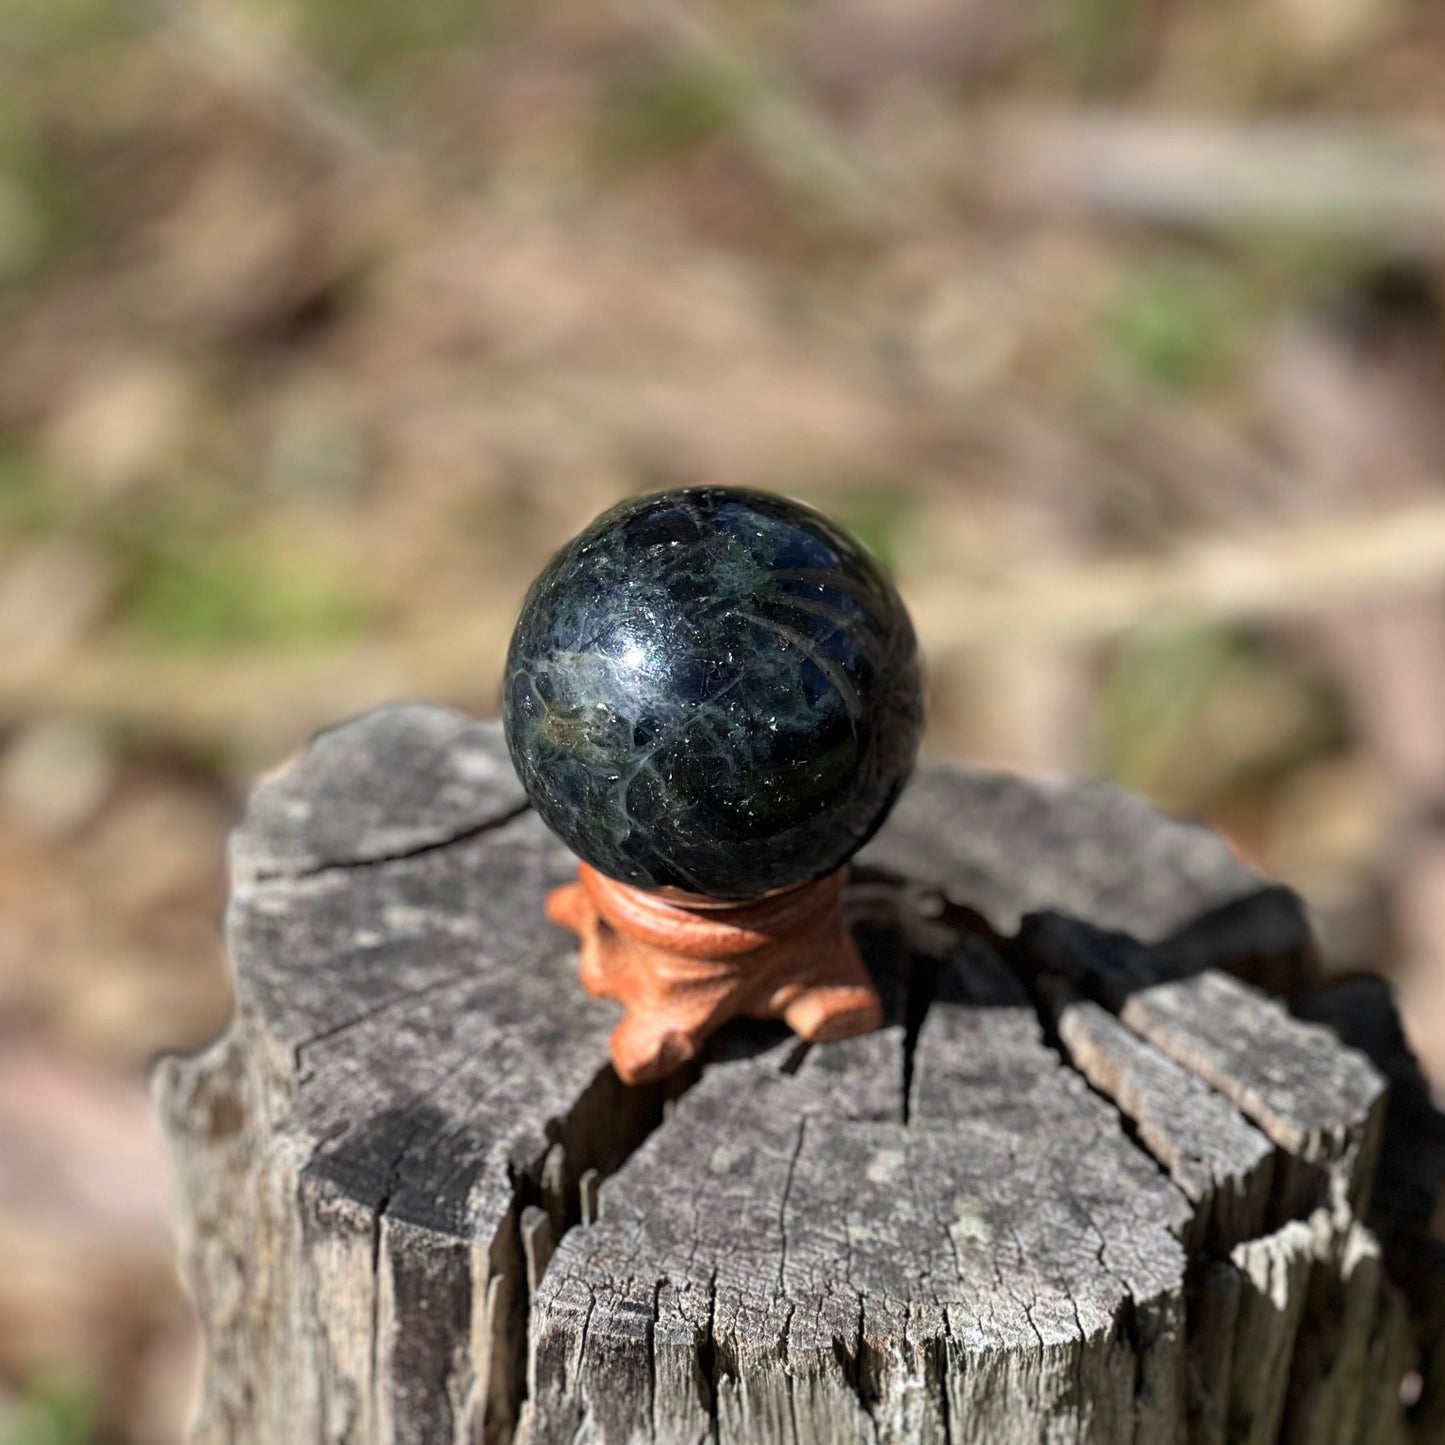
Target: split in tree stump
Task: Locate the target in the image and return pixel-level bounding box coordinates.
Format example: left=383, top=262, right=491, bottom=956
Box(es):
left=155, top=704, right=1438, bottom=1444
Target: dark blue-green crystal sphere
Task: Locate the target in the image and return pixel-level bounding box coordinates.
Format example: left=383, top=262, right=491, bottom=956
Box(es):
left=503, top=486, right=923, bottom=900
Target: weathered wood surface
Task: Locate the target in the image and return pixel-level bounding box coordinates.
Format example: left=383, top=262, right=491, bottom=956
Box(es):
left=155, top=704, right=1435, bottom=1445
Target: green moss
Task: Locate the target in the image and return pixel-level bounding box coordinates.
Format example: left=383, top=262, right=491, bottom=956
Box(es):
left=1051, top=0, right=1147, bottom=91
left=1094, top=625, right=1242, bottom=791
left=282, top=0, right=498, bottom=93
left=0, top=450, right=65, bottom=534
left=1102, top=260, right=1243, bottom=393
left=0, top=118, right=90, bottom=282
left=832, top=487, right=916, bottom=574
left=121, top=535, right=372, bottom=652
left=595, top=64, right=736, bottom=169
left=0, top=1367, right=99, bottom=1445
left=2, top=0, right=130, bottom=57
left=1093, top=624, right=1343, bottom=812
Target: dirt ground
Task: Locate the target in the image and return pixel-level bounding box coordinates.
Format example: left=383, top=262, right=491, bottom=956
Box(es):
left=4, top=1, right=1445, bottom=1439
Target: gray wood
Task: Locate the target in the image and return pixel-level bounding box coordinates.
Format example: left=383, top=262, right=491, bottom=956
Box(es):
left=156, top=704, right=1425, bottom=1444
left=1036, top=975, right=1276, bottom=1255
left=1020, top=914, right=1386, bottom=1222
left=861, top=762, right=1315, bottom=995
left=1294, top=977, right=1445, bottom=1442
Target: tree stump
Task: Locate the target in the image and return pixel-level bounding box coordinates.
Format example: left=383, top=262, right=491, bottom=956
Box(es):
left=156, top=704, right=1430, bottom=1444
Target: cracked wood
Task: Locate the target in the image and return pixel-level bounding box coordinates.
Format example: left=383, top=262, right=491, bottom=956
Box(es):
left=155, top=704, right=1422, bottom=1445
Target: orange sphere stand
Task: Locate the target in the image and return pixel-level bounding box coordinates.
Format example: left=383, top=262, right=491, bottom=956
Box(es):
left=545, top=863, right=883, bottom=1084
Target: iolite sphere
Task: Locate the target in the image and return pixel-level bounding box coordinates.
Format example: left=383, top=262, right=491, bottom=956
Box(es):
left=503, top=486, right=923, bottom=900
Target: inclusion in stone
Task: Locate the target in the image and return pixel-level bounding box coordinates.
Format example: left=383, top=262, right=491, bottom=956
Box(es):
left=503, top=485, right=924, bottom=900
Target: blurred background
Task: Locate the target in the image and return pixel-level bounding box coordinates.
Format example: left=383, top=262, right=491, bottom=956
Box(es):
left=4, top=0, right=1445, bottom=1438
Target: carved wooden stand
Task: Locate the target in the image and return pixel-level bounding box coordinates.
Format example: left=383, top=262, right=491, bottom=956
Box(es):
left=546, top=863, right=882, bottom=1084
left=155, top=705, right=1444, bottom=1445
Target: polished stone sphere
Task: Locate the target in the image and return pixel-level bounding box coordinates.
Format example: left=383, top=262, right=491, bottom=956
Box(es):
left=503, top=486, right=924, bottom=900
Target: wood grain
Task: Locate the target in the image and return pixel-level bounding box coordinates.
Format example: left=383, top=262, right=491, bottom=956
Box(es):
left=156, top=705, right=1425, bottom=1443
